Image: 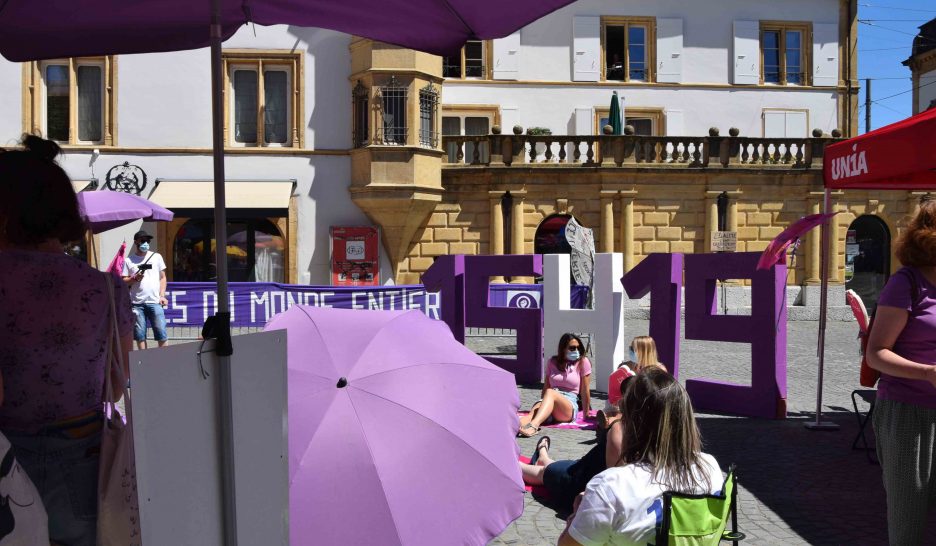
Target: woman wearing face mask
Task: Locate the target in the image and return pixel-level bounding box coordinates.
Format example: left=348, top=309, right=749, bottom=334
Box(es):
left=519, top=333, right=591, bottom=437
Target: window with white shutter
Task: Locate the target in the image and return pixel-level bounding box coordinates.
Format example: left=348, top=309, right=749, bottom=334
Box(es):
left=492, top=32, right=521, bottom=80
left=812, top=23, right=839, bottom=87
left=656, top=18, right=683, bottom=84
left=733, top=20, right=760, bottom=85
left=573, top=16, right=601, bottom=82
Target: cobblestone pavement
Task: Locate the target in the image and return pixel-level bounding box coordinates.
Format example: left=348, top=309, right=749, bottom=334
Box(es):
left=465, top=320, right=930, bottom=546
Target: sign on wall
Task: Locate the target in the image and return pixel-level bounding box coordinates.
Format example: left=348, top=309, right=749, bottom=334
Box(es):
left=330, top=226, right=379, bottom=286
left=710, top=231, right=738, bottom=252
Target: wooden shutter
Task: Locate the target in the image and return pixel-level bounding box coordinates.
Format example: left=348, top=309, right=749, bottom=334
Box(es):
left=656, top=18, right=683, bottom=84
left=572, top=16, right=601, bottom=82
left=733, top=20, right=760, bottom=85
left=493, top=32, right=521, bottom=80
left=813, top=23, right=839, bottom=87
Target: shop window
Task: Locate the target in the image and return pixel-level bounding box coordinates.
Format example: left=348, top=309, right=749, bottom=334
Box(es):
left=845, top=215, right=891, bottom=313
left=23, top=57, right=116, bottom=145
left=173, top=218, right=285, bottom=283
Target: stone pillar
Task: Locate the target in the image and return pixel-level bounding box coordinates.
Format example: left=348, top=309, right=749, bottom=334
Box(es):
left=805, top=196, right=822, bottom=284
left=510, top=191, right=531, bottom=283
left=600, top=191, right=616, bottom=253
left=621, top=192, right=636, bottom=271
left=704, top=194, right=718, bottom=252
left=489, top=192, right=505, bottom=283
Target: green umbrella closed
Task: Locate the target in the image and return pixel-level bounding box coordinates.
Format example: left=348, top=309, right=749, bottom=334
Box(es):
left=609, top=91, right=623, bottom=135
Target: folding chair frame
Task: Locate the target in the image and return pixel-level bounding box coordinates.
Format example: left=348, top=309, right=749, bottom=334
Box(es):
left=657, top=464, right=745, bottom=545
left=851, top=389, right=878, bottom=465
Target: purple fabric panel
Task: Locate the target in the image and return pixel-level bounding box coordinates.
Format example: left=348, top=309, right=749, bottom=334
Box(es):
left=421, top=255, right=466, bottom=343
left=0, top=0, right=577, bottom=62
left=683, top=252, right=788, bottom=419
left=464, top=255, right=543, bottom=384
left=621, top=253, right=684, bottom=377
left=875, top=267, right=936, bottom=407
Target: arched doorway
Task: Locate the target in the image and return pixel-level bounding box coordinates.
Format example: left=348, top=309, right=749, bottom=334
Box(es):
left=173, top=218, right=285, bottom=283
left=845, top=215, right=890, bottom=312
left=534, top=214, right=574, bottom=255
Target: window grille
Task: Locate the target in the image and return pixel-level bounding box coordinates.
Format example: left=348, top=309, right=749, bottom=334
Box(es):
left=352, top=80, right=369, bottom=147
left=418, top=84, right=439, bottom=148
left=378, top=76, right=407, bottom=145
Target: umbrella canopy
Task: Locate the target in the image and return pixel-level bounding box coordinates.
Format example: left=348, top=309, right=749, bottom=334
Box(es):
left=77, top=190, right=174, bottom=234
left=265, top=306, right=523, bottom=545
left=0, top=0, right=575, bottom=61
left=824, top=107, right=936, bottom=190
left=756, top=212, right=838, bottom=270
left=609, top=91, right=623, bottom=135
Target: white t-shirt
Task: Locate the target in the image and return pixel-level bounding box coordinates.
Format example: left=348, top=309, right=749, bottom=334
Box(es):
left=122, top=251, right=167, bottom=304
left=568, top=453, right=723, bottom=546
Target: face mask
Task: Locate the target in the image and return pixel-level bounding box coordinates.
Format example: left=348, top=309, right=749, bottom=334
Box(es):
left=138, top=242, right=150, bottom=252
left=566, top=350, right=580, bottom=362
left=629, top=348, right=637, bottom=362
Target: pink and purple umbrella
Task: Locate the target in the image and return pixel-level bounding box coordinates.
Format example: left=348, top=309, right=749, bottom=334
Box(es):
left=757, top=212, right=839, bottom=270
left=77, top=190, right=174, bottom=234
left=265, top=306, right=523, bottom=546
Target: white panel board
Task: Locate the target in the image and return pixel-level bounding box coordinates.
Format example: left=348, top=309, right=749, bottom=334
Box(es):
left=574, top=107, right=593, bottom=135
left=656, top=18, right=683, bottom=84
left=500, top=105, right=519, bottom=133
left=812, top=23, right=839, bottom=88
left=733, top=20, right=760, bottom=85
left=132, top=330, right=289, bottom=546
left=665, top=109, right=684, bottom=136
left=572, top=16, right=601, bottom=82
left=492, top=31, right=521, bottom=80
left=543, top=253, right=625, bottom=393
left=763, top=110, right=786, bottom=138
left=785, top=110, right=807, bottom=137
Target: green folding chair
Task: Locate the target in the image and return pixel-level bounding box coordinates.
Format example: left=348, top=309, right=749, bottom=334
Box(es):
left=656, top=464, right=745, bottom=546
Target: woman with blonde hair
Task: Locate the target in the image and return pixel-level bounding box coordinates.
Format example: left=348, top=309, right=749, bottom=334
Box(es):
left=558, top=368, right=722, bottom=546
left=604, top=336, right=666, bottom=417
left=867, top=197, right=936, bottom=545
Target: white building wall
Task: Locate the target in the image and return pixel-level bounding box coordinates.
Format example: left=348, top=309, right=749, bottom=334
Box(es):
left=919, top=68, right=936, bottom=114
left=445, top=0, right=843, bottom=136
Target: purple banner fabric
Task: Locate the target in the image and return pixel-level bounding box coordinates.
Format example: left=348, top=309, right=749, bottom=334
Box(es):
left=683, top=252, right=788, bottom=419
left=164, top=281, right=587, bottom=328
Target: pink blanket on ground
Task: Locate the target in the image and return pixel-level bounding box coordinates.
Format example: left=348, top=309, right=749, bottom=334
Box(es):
left=518, top=456, right=549, bottom=497
left=518, top=410, right=598, bottom=431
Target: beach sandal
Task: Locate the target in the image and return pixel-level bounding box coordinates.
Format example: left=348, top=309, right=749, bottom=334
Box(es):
left=518, top=423, right=539, bottom=438
left=529, top=436, right=551, bottom=466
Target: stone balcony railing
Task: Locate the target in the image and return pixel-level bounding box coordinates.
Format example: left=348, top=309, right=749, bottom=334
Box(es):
left=442, top=128, right=842, bottom=169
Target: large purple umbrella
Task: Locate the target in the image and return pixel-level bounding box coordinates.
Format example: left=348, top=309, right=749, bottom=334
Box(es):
left=77, top=190, right=174, bottom=234
left=265, top=306, right=522, bottom=545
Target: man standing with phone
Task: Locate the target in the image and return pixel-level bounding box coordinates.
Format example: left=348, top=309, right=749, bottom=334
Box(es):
left=122, top=230, right=169, bottom=349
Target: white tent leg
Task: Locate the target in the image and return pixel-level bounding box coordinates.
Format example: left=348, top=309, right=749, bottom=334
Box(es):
left=210, top=0, right=239, bottom=542
left=806, top=188, right=839, bottom=431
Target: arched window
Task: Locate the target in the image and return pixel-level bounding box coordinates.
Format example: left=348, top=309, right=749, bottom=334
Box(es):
left=173, top=218, right=285, bottom=283
left=534, top=214, right=575, bottom=255
left=845, top=215, right=890, bottom=312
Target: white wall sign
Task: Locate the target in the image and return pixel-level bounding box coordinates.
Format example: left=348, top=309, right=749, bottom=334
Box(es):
left=710, top=231, right=738, bottom=252
left=132, top=331, right=289, bottom=546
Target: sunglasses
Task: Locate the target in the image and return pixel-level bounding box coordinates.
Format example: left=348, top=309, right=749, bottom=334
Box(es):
left=567, top=345, right=582, bottom=350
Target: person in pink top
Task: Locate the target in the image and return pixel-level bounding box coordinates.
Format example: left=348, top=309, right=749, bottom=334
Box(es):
left=519, top=333, right=592, bottom=437
left=868, top=197, right=936, bottom=545
left=0, top=135, right=134, bottom=545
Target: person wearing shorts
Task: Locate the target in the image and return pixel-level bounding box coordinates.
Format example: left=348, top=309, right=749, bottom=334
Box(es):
left=122, top=230, right=169, bottom=349
left=518, top=333, right=592, bottom=437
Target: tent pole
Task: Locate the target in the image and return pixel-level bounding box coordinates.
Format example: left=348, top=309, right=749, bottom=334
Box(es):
left=806, top=188, right=839, bottom=431
left=210, top=0, right=239, bottom=542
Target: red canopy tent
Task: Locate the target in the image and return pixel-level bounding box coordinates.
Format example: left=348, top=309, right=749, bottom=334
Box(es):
left=810, top=107, right=936, bottom=429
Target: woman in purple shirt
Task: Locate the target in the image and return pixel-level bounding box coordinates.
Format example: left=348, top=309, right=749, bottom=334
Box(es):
left=868, top=198, right=936, bottom=545
left=518, top=333, right=592, bottom=437
left=0, top=136, right=134, bottom=545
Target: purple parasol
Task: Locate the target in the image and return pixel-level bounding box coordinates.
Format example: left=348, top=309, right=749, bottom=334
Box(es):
left=77, top=190, right=174, bottom=234
left=756, top=212, right=838, bottom=270
left=265, top=306, right=523, bottom=546
left=0, top=0, right=575, bottom=61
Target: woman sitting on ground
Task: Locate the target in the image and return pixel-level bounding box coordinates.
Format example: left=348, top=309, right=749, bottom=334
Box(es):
left=519, top=375, right=629, bottom=514
left=519, top=333, right=591, bottom=437
left=605, top=335, right=666, bottom=416
left=558, top=368, right=723, bottom=546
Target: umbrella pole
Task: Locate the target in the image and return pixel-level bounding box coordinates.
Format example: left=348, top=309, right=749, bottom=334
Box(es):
left=210, top=0, right=239, bottom=542
left=806, top=188, right=839, bottom=431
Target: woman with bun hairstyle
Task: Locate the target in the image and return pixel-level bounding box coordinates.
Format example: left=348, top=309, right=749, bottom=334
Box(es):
left=867, top=197, right=936, bottom=545
left=519, top=333, right=592, bottom=437
left=0, top=135, right=134, bottom=545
